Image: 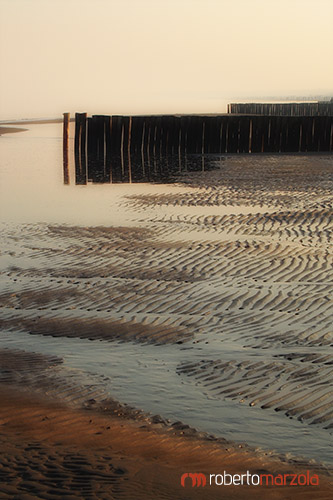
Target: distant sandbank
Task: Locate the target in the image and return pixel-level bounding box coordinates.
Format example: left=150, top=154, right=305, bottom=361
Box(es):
left=0, top=117, right=74, bottom=135
left=0, top=126, right=28, bottom=135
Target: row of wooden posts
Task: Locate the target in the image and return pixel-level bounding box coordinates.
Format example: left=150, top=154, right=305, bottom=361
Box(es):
left=228, top=101, right=333, bottom=117
left=65, top=112, right=333, bottom=162
left=63, top=112, right=332, bottom=184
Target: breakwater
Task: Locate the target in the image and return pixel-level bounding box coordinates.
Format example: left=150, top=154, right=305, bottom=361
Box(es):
left=72, top=113, right=333, bottom=160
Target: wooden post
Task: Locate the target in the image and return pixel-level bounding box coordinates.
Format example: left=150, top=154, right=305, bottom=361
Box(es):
left=237, top=118, right=241, bottom=153
left=248, top=118, right=252, bottom=153
left=225, top=121, right=229, bottom=153
left=201, top=121, right=205, bottom=171
left=63, top=112, right=70, bottom=184
left=87, top=117, right=96, bottom=179
left=201, top=121, right=205, bottom=155
left=120, top=121, right=125, bottom=176
left=141, top=121, right=146, bottom=176
left=81, top=113, right=87, bottom=179
left=153, top=123, right=157, bottom=158
left=105, top=116, right=112, bottom=183
left=75, top=112, right=88, bottom=184
left=146, top=117, right=151, bottom=175
left=74, top=113, right=85, bottom=184
left=178, top=123, right=182, bottom=171
left=75, top=113, right=87, bottom=157
left=128, top=116, right=132, bottom=183
left=298, top=121, right=303, bottom=152
left=219, top=119, right=223, bottom=154
left=261, top=121, right=265, bottom=153
left=74, top=112, right=81, bottom=165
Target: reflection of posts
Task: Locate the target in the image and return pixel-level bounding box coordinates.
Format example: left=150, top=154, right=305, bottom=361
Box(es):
left=63, top=112, right=70, bottom=184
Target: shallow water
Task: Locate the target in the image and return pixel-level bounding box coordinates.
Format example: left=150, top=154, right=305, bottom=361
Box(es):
left=0, top=327, right=331, bottom=465
left=1, top=123, right=332, bottom=468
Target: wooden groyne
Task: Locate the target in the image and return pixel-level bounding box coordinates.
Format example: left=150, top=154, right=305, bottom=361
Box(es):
left=228, top=101, right=333, bottom=117
left=73, top=114, right=333, bottom=164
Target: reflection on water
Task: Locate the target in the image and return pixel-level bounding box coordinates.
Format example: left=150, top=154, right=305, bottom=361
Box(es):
left=1, top=123, right=220, bottom=226
left=69, top=150, right=219, bottom=184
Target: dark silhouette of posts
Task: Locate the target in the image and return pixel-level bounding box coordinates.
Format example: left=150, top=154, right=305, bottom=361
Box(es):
left=63, top=112, right=70, bottom=184
left=128, top=116, right=132, bottom=183
left=105, top=115, right=112, bottom=182
left=75, top=113, right=87, bottom=159
left=72, top=112, right=333, bottom=174
left=75, top=112, right=87, bottom=184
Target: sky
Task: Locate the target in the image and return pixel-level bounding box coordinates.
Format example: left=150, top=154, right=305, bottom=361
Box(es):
left=0, top=0, right=332, bottom=120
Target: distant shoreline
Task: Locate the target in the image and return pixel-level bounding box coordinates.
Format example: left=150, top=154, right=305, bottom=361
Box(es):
left=0, top=118, right=63, bottom=125
left=0, top=126, right=28, bottom=135
left=0, top=118, right=72, bottom=136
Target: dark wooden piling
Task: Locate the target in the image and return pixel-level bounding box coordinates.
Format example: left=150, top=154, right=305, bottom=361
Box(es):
left=116, top=115, right=133, bottom=182
left=110, top=115, right=123, bottom=181
left=75, top=112, right=87, bottom=184
left=80, top=114, right=87, bottom=177
left=63, top=112, right=70, bottom=184
left=86, top=115, right=106, bottom=182
left=94, top=115, right=105, bottom=168
left=140, top=118, right=146, bottom=175
left=75, top=113, right=87, bottom=157
left=205, top=117, right=220, bottom=154
left=74, top=113, right=80, bottom=161
left=87, top=117, right=96, bottom=175
left=268, top=120, right=274, bottom=149
left=127, top=116, right=132, bottom=183
left=225, top=120, right=229, bottom=153
left=104, top=116, right=112, bottom=182
left=179, top=116, right=189, bottom=155
left=183, top=116, right=193, bottom=154
left=238, top=117, right=250, bottom=153
left=248, top=118, right=252, bottom=153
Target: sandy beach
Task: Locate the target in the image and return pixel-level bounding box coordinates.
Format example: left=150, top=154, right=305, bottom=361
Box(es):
left=1, top=384, right=332, bottom=500
left=0, top=124, right=332, bottom=498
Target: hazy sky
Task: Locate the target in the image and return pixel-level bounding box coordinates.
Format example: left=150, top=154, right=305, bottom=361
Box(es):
left=0, top=0, right=332, bottom=119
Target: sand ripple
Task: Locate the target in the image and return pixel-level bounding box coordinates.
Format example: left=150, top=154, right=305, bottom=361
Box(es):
left=1, top=153, right=333, bottom=474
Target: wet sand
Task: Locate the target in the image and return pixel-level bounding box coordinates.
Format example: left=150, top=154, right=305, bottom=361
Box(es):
left=1, top=151, right=333, bottom=498
left=1, top=385, right=332, bottom=500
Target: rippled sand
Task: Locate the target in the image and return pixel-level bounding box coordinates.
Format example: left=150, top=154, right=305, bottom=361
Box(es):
left=1, top=152, right=333, bottom=498
left=0, top=382, right=332, bottom=500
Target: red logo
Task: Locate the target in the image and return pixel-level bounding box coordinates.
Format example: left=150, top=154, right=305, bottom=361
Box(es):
left=181, top=473, right=207, bottom=487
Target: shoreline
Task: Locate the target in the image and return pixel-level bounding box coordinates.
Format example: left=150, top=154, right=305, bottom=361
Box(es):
left=0, top=385, right=332, bottom=499
left=0, top=126, right=28, bottom=135
left=0, top=118, right=73, bottom=135
left=0, top=118, right=63, bottom=125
